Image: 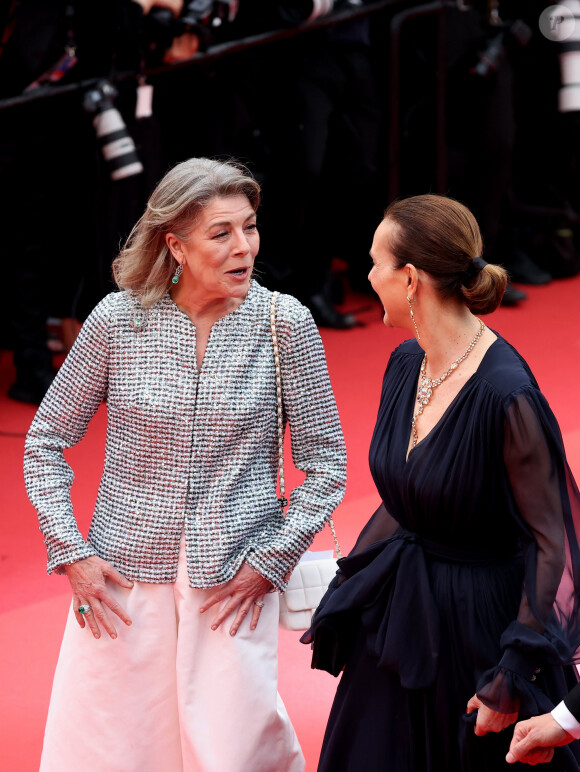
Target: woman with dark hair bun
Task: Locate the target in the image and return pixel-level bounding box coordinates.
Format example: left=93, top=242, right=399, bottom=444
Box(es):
left=302, top=194, right=580, bottom=771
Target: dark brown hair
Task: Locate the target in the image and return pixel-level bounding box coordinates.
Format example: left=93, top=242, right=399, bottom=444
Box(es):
left=384, top=194, right=507, bottom=314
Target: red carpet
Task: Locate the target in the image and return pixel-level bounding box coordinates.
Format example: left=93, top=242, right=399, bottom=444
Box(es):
left=1, top=276, right=579, bottom=771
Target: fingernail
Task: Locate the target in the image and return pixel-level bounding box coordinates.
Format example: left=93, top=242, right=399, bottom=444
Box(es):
left=126, top=620, right=132, bottom=626
left=94, top=633, right=100, bottom=639
left=230, top=630, right=236, bottom=636
left=211, top=625, right=217, bottom=631
left=111, top=633, right=117, bottom=639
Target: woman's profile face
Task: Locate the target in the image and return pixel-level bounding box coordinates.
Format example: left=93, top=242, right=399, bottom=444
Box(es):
left=368, top=219, right=407, bottom=328
left=168, top=194, right=259, bottom=302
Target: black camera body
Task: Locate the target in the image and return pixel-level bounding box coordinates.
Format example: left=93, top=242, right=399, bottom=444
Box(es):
left=148, top=0, right=238, bottom=54
left=470, top=18, right=532, bottom=79
left=276, top=0, right=360, bottom=27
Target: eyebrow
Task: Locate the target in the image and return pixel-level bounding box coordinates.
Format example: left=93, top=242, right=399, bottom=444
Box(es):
left=207, top=213, right=257, bottom=229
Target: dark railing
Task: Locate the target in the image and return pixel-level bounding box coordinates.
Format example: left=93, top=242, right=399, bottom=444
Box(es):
left=0, top=0, right=456, bottom=199
left=0, top=0, right=403, bottom=111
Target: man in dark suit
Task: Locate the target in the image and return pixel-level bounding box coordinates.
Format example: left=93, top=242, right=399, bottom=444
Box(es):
left=507, top=682, right=580, bottom=764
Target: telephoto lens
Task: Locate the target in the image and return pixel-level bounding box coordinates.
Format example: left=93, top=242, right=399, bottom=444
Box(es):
left=83, top=80, right=144, bottom=181
left=276, top=0, right=335, bottom=26
left=553, top=0, right=580, bottom=112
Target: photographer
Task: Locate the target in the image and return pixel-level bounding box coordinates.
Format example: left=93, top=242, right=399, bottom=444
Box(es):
left=443, top=0, right=549, bottom=305
left=253, top=2, right=384, bottom=328
left=0, top=0, right=198, bottom=403
left=0, top=0, right=120, bottom=403
left=144, top=0, right=239, bottom=62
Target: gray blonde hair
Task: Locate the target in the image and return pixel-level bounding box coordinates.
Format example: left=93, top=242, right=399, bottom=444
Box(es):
left=112, top=157, right=261, bottom=307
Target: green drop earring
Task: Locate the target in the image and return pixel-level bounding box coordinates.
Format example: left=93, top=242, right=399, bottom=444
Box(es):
left=172, top=263, right=183, bottom=285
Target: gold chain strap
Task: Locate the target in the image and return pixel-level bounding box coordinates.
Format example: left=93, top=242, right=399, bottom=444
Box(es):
left=269, top=292, right=342, bottom=559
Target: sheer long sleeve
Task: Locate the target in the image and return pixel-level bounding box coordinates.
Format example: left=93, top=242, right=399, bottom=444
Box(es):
left=475, top=389, right=580, bottom=715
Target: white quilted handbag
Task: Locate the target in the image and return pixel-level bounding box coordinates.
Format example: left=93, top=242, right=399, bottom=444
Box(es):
left=279, top=550, right=339, bottom=631
left=270, top=293, right=342, bottom=632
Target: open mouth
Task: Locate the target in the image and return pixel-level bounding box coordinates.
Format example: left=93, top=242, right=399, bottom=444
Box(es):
left=227, top=267, right=250, bottom=278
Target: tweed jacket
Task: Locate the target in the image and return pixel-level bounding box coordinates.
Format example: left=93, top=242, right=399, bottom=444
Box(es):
left=24, top=281, right=347, bottom=591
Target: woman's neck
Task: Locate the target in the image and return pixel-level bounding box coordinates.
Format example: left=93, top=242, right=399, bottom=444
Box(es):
left=171, top=285, right=244, bottom=328
left=416, top=306, right=483, bottom=377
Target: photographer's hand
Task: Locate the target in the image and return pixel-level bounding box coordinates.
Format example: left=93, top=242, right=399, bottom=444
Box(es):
left=133, top=0, right=183, bottom=16
left=163, top=32, right=200, bottom=63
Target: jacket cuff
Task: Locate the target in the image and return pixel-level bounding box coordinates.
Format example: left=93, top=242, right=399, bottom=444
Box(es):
left=245, top=553, right=288, bottom=592
left=48, top=543, right=98, bottom=575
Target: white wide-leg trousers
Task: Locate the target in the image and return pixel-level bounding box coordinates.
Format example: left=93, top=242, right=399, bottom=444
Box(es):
left=40, top=540, right=304, bottom=772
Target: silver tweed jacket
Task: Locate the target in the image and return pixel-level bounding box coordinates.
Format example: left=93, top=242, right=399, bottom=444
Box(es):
left=24, top=281, right=347, bottom=591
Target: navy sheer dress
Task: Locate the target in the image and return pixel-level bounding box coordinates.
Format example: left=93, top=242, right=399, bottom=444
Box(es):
left=302, top=335, right=580, bottom=771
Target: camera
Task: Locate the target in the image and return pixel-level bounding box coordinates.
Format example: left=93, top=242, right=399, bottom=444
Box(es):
left=470, top=19, right=532, bottom=79
left=276, top=0, right=360, bottom=27
left=551, top=0, right=580, bottom=112
left=148, top=0, right=239, bottom=54
left=82, top=80, right=144, bottom=181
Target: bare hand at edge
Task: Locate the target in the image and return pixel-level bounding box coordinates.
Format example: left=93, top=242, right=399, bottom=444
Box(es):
left=506, top=713, right=574, bottom=765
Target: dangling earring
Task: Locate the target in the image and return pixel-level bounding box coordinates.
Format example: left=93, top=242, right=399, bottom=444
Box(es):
left=406, top=296, right=421, bottom=340
left=171, top=263, right=183, bottom=285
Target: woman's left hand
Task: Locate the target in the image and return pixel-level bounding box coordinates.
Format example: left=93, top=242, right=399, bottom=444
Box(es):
left=199, top=563, right=273, bottom=636
left=466, top=694, right=520, bottom=736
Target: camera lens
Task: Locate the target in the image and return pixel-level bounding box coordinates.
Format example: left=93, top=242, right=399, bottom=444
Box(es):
left=93, top=106, right=144, bottom=181
left=83, top=81, right=144, bottom=181
left=276, top=0, right=335, bottom=26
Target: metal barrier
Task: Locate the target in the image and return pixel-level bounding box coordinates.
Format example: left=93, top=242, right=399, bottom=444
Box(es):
left=0, top=0, right=402, bottom=111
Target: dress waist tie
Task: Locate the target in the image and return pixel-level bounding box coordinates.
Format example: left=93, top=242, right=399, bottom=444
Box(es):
left=303, top=528, right=520, bottom=688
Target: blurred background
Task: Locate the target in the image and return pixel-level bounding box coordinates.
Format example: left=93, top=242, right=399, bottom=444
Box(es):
left=1, top=0, right=579, bottom=402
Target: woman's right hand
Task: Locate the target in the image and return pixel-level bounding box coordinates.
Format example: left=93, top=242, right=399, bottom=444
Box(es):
left=64, top=556, right=134, bottom=640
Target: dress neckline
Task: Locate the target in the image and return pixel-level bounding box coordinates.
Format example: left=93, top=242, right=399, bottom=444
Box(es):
left=405, top=336, right=500, bottom=464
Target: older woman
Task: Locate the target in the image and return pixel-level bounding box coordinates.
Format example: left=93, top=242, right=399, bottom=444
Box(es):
left=302, top=194, right=580, bottom=771
left=24, top=157, right=347, bottom=772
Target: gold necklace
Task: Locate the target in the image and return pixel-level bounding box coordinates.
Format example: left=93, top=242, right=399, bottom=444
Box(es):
left=410, top=319, right=486, bottom=449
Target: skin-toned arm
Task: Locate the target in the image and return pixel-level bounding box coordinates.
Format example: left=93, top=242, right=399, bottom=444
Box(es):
left=131, top=0, right=201, bottom=63
left=132, top=0, right=182, bottom=15
left=506, top=713, right=574, bottom=765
